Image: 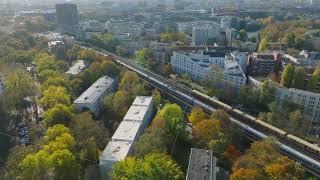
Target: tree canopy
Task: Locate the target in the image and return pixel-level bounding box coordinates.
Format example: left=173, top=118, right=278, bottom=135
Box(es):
left=112, top=153, right=184, bottom=180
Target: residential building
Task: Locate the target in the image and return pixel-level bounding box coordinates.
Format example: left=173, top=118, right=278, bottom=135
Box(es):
left=73, top=76, right=115, bottom=117
left=171, top=51, right=246, bottom=91
left=152, top=21, right=177, bottom=33
left=186, top=148, right=227, bottom=180
left=149, top=41, right=174, bottom=63
left=231, top=51, right=248, bottom=73
left=122, top=41, right=149, bottom=55
left=192, top=25, right=220, bottom=46
left=65, top=60, right=86, bottom=75
left=220, top=16, right=237, bottom=31
left=48, top=40, right=66, bottom=59
left=247, top=52, right=282, bottom=76
left=177, top=21, right=219, bottom=35
left=55, top=3, right=79, bottom=33
left=275, top=86, right=320, bottom=123
left=100, top=96, right=153, bottom=179
left=225, top=27, right=239, bottom=42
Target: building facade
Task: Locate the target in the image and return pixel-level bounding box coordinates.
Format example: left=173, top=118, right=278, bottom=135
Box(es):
left=73, top=76, right=115, bottom=117
left=275, top=87, right=320, bottom=123
left=171, top=51, right=246, bottom=91
left=55, top=3, right=79, bottom=33
left=100, top=96, right=153, bottom=179
left=192, top=25, right=220, bottom=46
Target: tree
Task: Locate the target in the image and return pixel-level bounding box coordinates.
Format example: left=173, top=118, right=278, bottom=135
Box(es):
left=239, top=29, right=248, bottom=41
left=231, top=139, right=304, bottom=180
left=281, top=64, right=296, bottom=88
left=158, top=103, right=186, bottom=139
left=43, top=104, right=74, bottom=127
left=18, top=124, right=80, bottom=180
left=79, top=49, right=97, bottom=62
left=39, top=86, right=71, bottom=110
left=112, top=153, right=184, bottom=180
left=192, top=119, right=222, bottom=147
left=116, top=46, right=126, bottom=57
left=135, top=48, right=153, bottom=68
left=259, top=80, right=275, bottom=108
left=282, top=33, right=296, bottom=48
left=307, top=65, right=320, bottom=91
left=3, top=68, right=38, bottom=119
left=258, top=37, right=268, bottom=52
left=152, top=89, right=162, bottom=109
left=188, top=106, right=206, bottom=125
left=292, top=67, right=305, bottom=89
left=34, top=53, right=58, bottom=74
left=41, top=76, right=71, bottom=92
left=134, top=129, right=167, bottom=157
left=70, top=112, right=109, bottom=150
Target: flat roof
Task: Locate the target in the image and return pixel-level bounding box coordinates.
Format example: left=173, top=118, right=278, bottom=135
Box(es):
left=186, top=148, right=217, bottom=180
left=111, top=121, right=142, bottom=142
left=123, top=105, right=149, bottom=122
left=132, top=96, right=153, bottom=106
left=74, top=76, right=114, bottom=104
left=100, top=141, right=132, bottom=163
left=65, top=60, right=86, bottom=75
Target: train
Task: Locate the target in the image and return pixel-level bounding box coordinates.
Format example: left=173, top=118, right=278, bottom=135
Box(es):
left=84, top=46, right=320, bottom=174
left=191, top=89, right=320, bottom=159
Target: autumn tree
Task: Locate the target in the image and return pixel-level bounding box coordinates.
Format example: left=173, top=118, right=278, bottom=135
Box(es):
left=112, top=153, right=184, bottom=180
left=43, top=104, right=74, bottom=127
left=231, top=139, right=304, bottom=180
left=39, top=86, right=71, bottom=110
left=18, top=124, right=80, bottom=180
left=188, top=106, right=206, bottom=125
left=258, top=38, right=268, bottom=52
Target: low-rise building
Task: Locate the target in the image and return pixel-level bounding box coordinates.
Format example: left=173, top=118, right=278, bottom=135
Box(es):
left=65, top=60, right=86, bottom=75
left=73, top=76, right=115, bottom=116
left=122, top=41, right=149, bottom=55
left=100, top=140, right=133, bottom=178
left=100, top=96, right=153, bottom=179
left=186, top=148, right=228, bottom=180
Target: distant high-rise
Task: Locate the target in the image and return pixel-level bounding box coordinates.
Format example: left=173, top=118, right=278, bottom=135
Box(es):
left=55, top=3, right=79, bottom=27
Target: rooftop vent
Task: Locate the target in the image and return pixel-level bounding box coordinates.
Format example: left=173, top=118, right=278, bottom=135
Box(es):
left=84, top=96, right=88, bottom=100
left=113, top=146, right=121, bottom=153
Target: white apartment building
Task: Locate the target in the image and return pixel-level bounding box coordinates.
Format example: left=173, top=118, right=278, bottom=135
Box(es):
left=226, top=27, right=239, bottom=42
left=171, top=51, right=246, bottom=91
left=177, top=21, right=219, bottom=35
left=275, top=87, right=320, bottom=123
left=192, top=25, right=220, bottom=46
left=100, top=96, right=153, bottom=179
left=73, top=76, right=115, bottom=117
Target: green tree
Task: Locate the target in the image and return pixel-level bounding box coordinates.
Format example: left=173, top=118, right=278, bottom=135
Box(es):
left=192, top=119, right=222, bottom=147
left=134, top=129, right=167, bottom=157
left=307, top=65, right=320, bottom=91
left=239, top=29, right=248, bottom=41
left=158, top=103, right=186, bottom=139
left=41, top=76, right=71, bottom=92
left=112, top=153, right=184, bottom=180
left=281, top=64, right=296, bottom=88
left=259, top=80, right=275, bottom=107
left=292, top=67, right=305, bottom=89
left=135, top=48, right=152, bottom=68
left=3, top=68, right=38, bottom=119
left=43, top=104, right=74, bottom=127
